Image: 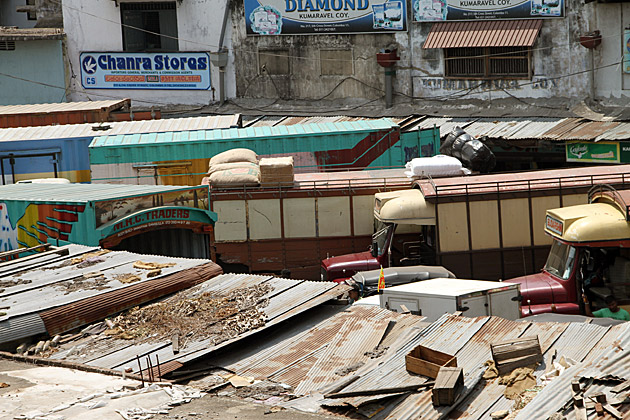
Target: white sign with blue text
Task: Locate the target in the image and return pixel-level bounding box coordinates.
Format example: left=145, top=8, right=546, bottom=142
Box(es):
left=80, top=52, right=211, bottom=90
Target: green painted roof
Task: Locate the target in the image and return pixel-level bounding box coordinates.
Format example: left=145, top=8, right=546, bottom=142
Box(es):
left=0, top=183, right=206, bottom=203
left=89, top=119, right=398, bottom=148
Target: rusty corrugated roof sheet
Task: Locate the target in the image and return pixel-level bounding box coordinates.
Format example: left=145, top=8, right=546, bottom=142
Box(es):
left=47, top=272, right=351, bottom=377
left=0, top=245, right=220, bottom=344
left=0, top=100, right=129, bottom=116
left=423, top=19, right=543, bottom=49
left=541, top=120, right=621, bottom=141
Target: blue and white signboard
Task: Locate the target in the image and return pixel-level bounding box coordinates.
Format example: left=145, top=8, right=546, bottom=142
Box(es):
left=244, top=0, right=407, bottom=35
left=80, top=52, right=211, bottom=90
left=413, top=0, right=564, bottom=21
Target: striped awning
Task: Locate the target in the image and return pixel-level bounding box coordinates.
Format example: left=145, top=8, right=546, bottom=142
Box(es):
left=423, top=19, right=543, bottom=49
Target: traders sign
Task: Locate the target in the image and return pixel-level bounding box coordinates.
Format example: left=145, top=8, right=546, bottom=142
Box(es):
left=413, top=0, right=564, bottom=21
left=244, top=0, right=407, bottom=35
left=80, top=52, right=211, bottom=90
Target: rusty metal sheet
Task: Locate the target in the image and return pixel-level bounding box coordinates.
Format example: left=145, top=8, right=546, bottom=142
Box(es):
left=423, top=19, right=542, bottom=49
left=541, top=118, right=590, bottom=140
left=553, top=120, right=620, bottom=141
left=544, top=322, right=610, bottom=362
left=0, top=100, right=128, bottom=116
left=595, top=122, right=630, bottom=141
left=295, top=316, right=391, bottom=394
left=0, top=115, right=241, bottom=142
left=520, top=321, right=569, bottom=354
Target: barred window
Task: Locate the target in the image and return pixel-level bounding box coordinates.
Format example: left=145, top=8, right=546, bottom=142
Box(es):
left=0, top=41, right=16, bottom=51
left=121, top=2, right=178, bottom=52
left=444, top=47, right=530, bottom=79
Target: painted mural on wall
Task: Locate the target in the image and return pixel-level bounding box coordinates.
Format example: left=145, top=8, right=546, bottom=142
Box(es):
left=95, top=188, right=209, bottom=228
left=80, top=52, right=211, bottom=90
left=624, top=29, right=630, bottom=74
left=413, top=0, right=563, bottom=21
left=0, top=203, right=86, bottom=251
left=244, top=0, right=407, bottom=35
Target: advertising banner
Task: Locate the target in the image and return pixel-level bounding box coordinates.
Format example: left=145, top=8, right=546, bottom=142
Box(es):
left=95, top=187, right=209, bottom=229
left=413, top=0, right=563, bottom=21
left=80, top=52, right=211, bottom=90
left=565, top=142, right=620, bottom=164
left=244, top=0, right=407, bottom=35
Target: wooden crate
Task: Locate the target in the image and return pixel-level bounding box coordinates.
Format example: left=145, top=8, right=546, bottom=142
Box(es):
left=406, top=345, right=457, bottom=379
left=491, top=336, right=542, bottom=376
left=432, top=367, right=464, bottom=406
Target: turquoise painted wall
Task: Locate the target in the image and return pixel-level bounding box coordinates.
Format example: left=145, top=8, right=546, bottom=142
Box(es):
left=0, top=40, right=66, bottom=105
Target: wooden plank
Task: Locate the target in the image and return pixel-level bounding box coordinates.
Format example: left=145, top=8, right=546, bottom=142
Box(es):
left=496, top=353, right=543, bottom=375
left=324, top=382, right=435, bottom=399
left=612, top=379, right=630, bottom=393
left=573, top=395, right=587, bottom=420
left=491, top=335, right=539, bottom=348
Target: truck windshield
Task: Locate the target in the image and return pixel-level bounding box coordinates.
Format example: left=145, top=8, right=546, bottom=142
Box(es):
left=544, top=240, right=577, bottom=280
left=372, top=224, right=393, bottom=257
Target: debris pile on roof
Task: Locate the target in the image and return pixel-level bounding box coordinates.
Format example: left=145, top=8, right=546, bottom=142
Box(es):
left=204, top=309, right=630, bottom=420
left=112, top=283, right=272, bottom=343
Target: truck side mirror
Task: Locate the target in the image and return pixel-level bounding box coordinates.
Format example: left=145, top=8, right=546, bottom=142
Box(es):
left=371, top=242, right=379, bottom=258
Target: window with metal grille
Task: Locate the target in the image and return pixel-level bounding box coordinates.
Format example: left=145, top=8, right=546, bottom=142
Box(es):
left=0, top=41, right=16, bottom=51
left=444, top=47, right=530, bottom=79
left=120, top=2, right=178, bottom=52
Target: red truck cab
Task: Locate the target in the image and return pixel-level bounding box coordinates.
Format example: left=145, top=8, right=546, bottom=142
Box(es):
left=508, top=185, right=630, bottom=318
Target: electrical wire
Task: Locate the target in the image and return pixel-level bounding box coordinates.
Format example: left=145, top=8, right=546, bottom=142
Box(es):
left=5, top=0, right=625, bottom=113
left=50, top=0, right=622, bottom=67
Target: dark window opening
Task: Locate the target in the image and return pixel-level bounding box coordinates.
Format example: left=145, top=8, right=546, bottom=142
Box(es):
left=444, top=47, right=530, bottom=79
left=26, top=0, right=37, bottom=21
left=0, top=41, right=16, bottom=51
left=121, top=2, right=178, bottom=52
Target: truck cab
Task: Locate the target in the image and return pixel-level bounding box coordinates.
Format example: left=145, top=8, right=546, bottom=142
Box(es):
left=321, top=189, right=435, bottom=282
left=508, top=185, right=630, bottom=318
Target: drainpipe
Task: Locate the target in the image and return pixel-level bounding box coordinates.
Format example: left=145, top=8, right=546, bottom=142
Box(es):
left=209, top=0, right=231, bottom=104
left=376, top=49, right=400, bottom=108
left=579, top=30, right=602, bottom=101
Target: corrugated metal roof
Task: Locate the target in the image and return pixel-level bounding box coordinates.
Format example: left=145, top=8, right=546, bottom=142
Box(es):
left=0, top=27, right=64, bottom=41
left=0, top=245, right=220, bottom=344
left=89, top=119, right=398, bottom=148
left=0, top=183, right=207, bottom=203
left=45, top=272, right=351, bottom=376
left=0, top=115, right=241, bottom=142
left=0, top=100, right=128, bottom=116
left=423, top=19, right=543, bottom=49
left=541, top=120, right=621, bottom=141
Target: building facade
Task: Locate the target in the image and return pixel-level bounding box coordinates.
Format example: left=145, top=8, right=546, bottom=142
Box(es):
left=62, top=0, right=236, bottom=106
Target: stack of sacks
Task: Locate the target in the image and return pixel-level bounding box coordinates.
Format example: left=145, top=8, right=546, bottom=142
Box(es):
left=206, top=148, right=260, bottom=187
left=259, top=157, right=294, bottom=186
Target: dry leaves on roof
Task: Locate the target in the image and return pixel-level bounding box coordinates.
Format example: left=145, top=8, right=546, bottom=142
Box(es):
left=111, top=283, right=273, bottom=345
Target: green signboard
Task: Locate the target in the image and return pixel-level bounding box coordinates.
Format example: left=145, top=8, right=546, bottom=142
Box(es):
left=566, top=142, right=620, bottom=163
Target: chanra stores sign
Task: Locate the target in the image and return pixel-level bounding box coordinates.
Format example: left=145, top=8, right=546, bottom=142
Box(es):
left=80, top=52, right=211, bottom=90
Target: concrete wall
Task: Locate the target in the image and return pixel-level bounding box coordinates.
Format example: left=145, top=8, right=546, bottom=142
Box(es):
left=231, top=0, right=596, bottom=102
left=591, top=2, right=630, bottom=103
left=62, top=0, right=236, bottom=106
left=0, top=40, right=66, bottom=105
left=0, top=0, right=37, bottom=28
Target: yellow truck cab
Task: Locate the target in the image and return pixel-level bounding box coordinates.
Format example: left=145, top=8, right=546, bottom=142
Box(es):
left=507, top=185, right=630, bottom=317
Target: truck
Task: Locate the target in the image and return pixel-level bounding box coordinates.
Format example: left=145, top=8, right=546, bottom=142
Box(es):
left=379, top=278, right=521, bottom=322
left=210, top=169, right=412, bottom=279
left=321, top=165, right=630, bottom=283
left=507, top=184, right=630, bottom=317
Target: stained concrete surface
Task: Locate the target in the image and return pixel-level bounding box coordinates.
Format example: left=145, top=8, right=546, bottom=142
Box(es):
left=0, top=359, right=338, bottom=420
